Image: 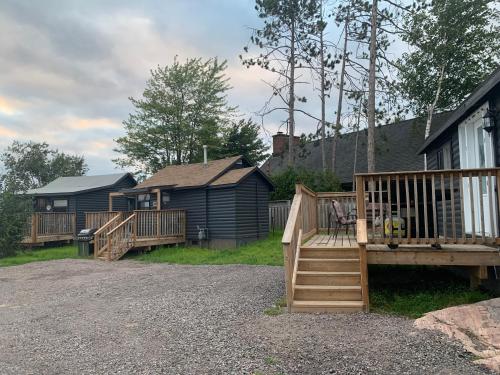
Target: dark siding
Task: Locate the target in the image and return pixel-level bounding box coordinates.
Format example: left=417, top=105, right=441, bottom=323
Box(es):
left=74, top=175, right=136, bottom=231
left=235, top=173, right=270, bottom=244
left=168, top=189, right=207, bottom=240
left=492, top=89, right=500, bottom=167
left=207, top=187, right=236, bottom=239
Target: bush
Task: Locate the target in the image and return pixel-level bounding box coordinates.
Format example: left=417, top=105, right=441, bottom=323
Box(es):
left=0, top=192, right=31, bottom=258
left=270, top=167, right=342, bottom=201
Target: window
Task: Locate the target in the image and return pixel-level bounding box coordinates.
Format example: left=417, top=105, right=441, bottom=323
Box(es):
left=53, top=199, right=68, bottom=208
left=437, top=142, right=452, bottom=170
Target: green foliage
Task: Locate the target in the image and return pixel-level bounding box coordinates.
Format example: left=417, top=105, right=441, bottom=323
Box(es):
left=269, top=167, right=341, bottom=200
left=398, top=0, right=500, bottom=114
left=114, top=57, right=236, bottom=177
left=129, top=231, right=283, bottom=266
left=0, top=141, right=87, bottom=193
left=0, top=192, right=31, bottom=258
left=0, top=245, right=82, bottom=266
left=369, top=265, right=495, bottom=318
left=214, top=119, right=269, bottom=165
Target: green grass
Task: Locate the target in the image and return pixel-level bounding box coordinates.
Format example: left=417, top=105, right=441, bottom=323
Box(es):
left=369, top=265, right=495, bottom=318
left=0, top=245, right=82, bottom=267
left=127, top=231, right=284, bottom=266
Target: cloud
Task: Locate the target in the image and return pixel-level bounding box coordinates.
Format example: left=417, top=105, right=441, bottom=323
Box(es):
left=0, top=125, right=19, bottom=138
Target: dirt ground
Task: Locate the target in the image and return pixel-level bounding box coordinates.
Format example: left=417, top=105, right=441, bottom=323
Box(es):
left=0, top=259, right=492, bottom=374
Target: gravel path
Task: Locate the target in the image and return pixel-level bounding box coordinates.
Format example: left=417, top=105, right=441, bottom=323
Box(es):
left=0, top=259, right=491, bottom=374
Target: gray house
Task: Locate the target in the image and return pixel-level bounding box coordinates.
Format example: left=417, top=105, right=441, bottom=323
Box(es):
left=120, top=155, right=274, bottom=248
left=263, top=113, right=452, bottom=190
left=27, top=173, right=137, bottom=233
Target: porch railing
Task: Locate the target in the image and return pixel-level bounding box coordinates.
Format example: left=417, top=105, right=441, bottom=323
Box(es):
left=355, top=168, right=500, bottom=246
left=85, top=211, right=121, bottom=230
left=24, top=212, right=76, bottom=243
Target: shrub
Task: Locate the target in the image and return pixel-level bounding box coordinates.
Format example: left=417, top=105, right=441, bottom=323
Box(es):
left=270, top=167, right=341, bottom=201
left=0, top=192, right=31, bottom=258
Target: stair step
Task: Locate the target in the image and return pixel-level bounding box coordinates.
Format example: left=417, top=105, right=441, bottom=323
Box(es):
left=294, top=285, right=362, bottom=301
left=298, top=258, right=360, bottom=272
left=300, top=247, right=359, bottom=259
left=296, top=271, right=361, bottom=286
left=291, top=300, right=364, bottom=313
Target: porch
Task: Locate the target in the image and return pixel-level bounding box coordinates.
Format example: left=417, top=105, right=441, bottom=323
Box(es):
left=85, top=209, right=186, bottom=261
left=283, top=168, right=500, bottom=313
left=22, top=212, right=76, bottom=245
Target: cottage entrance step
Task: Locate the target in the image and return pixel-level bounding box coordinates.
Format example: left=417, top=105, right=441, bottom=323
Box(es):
left=291, top=245, right=364, bottom=313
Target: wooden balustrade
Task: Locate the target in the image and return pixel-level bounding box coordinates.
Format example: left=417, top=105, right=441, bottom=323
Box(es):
left=85, top=211, right=122, bottom=230
left=134, top=210, right=185, bottom=238
left=93, top=215, right=123, bottom=258
left=317, top=192, right=357, bottom=229
left=107, top=214, right=136, bottom=261
left=24, top=212, right=76, bottom=243
left=355, top=168, right=500, bottom=246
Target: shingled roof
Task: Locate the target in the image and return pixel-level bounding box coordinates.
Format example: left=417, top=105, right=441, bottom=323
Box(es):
left=262, top=112, right=452, bottom=186
left=136, top=155, right=245, bottom=190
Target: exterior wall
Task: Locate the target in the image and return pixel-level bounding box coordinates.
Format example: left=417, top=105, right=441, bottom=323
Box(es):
left=207, top=187, right=237, bottom=241
left=75, top=175, right=136, bottom=232
left=491, top=88, right=500, bottom=167
left=168, top=189, right=207, bottom=241
left=235, top=173, right=270, bottom=245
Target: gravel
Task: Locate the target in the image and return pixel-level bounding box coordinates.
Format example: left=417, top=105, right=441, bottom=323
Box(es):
left=0, top=259, right=492, bottom=374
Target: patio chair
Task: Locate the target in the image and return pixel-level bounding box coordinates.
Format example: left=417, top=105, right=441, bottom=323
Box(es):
left=326, top=200, right=357, bottom=246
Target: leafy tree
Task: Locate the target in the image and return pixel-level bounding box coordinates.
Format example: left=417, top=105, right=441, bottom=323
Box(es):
left=0, top=141, right=87, bottom=193
left=0, top=192, right=31, bottom=258
left=242, top=0, right=318, bottom=167
left=215, top=119, right=269, bottom=165
left=270, top=167, right=341, bottom=200
left=398, top=0, right=500, bottom=152
left=114, top=57, right=235, bottom=177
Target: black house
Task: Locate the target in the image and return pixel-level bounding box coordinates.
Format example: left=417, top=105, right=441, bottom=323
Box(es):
left=119, top=155, right=274, bottom=248
left=27, top=173, right=137, bottom=233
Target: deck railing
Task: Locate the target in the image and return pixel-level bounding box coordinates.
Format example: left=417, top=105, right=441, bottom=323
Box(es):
left=317, top=192, right=357, bottom=229
left=85, top=211, right=121, bottom=230
left=355, top=168, right=500, bottom=246
left=24, top=212, right=76, bottom=243
left=92, top=209, right=186, bottom=261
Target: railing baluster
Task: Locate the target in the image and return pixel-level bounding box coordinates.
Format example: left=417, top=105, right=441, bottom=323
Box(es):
left=378, top=176, right=383, bottom=241
left=431, top=174, right=437, bottom=243
left=450, top=173, right=456, bottom=243
left=387, top=175, right=393, bottom=242
left=487, top=171, right=495, bottom=240
left=469, top=173, right=476, bottom=243
left=414, top=174, right=419, bottom=241
left=440, top=173, right=447, bottom=242
left=478, top=171, right=485, bottom=242
left=405, top=175, right=410, bottom=242
left=423, top=174, right=429, bottom=242
left=370, top=177, right=375, bottom=241
left=396, top=175, right=401, bottom=243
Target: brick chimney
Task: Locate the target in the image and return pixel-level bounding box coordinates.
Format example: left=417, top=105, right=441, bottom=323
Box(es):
left=272, top=132, right=300, bottom=156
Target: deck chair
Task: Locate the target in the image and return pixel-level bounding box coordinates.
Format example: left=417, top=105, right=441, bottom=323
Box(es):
left=325, top=200, right=357, bottom=246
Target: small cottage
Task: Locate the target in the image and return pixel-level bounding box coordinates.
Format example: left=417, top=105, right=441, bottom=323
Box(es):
left=25, top=173, right=137, bottom=244
left=117, top=155, right=274, bottom=248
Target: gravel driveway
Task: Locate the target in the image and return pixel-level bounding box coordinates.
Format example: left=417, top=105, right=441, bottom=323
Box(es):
left=0, top=259, right=491, bottom=374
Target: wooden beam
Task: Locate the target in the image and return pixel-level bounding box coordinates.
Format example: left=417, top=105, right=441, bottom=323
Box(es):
left=367, top=248, right=500, bottom=266
left=356, top=219, right=367, bottom=244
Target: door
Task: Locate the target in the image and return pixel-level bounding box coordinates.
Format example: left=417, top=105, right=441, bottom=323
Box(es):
left=458, top=102, right=497, bottom=237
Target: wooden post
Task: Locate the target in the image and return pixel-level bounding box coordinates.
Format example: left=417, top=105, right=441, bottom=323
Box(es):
left=157, top=210, right=161, bottom=237
left=31, top=214, right=37, bottom=244
left=155, top=189, right=161, bottom=211
left=469, top=266, right=488, bottom=289
left=108, top=193, right=113, bottom=211
left=356, top=175, right=369, bottom=312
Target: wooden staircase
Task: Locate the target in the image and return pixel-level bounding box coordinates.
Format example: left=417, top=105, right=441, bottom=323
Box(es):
left=291, top=244, right=364, bottom=313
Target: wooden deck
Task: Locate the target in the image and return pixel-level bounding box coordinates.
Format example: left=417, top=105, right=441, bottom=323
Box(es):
left=304, top=234, right=500, bottom=266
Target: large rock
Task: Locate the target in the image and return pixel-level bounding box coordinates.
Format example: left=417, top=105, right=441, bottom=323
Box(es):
left=415, top=298, right=500, bottom=373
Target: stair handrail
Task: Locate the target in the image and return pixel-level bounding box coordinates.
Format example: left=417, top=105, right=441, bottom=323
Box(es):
left=94, top=214, right=122, bottom=258
left=107, top=213, right=136, bottom=261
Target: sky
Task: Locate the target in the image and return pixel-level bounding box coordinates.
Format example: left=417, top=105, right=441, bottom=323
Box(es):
left=0, top=0, right=351, bottom=175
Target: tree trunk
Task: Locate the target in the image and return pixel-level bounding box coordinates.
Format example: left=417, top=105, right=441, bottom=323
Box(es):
left=367, top=0, right=377, bottom=173
left=424, top=64, right=445, bottom=170
left=320, top=22, right=326, bottom=172
left=288, top=18, right=296, bottom=167
left=332, top=15, right=349, bottom=174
